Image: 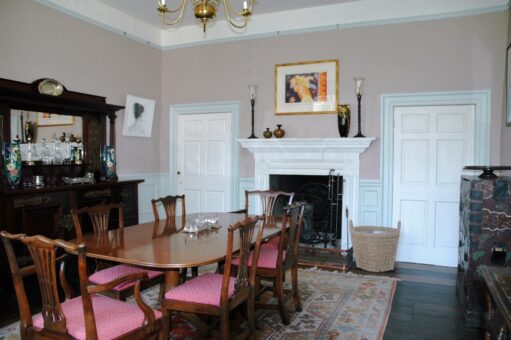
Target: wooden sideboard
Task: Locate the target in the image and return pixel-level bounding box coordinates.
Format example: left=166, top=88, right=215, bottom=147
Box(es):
left=457, top=176, right=511, bottom=329
left=0, top=180, right=143, bottom=311
left=481, top=266, right=511, bottom=340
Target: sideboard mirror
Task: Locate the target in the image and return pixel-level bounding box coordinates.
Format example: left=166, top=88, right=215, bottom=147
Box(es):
left=0, top=78, right=123, bottom=186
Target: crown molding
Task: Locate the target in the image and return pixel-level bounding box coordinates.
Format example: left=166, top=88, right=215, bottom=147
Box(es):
left=35, top=0, right=509, bottom=50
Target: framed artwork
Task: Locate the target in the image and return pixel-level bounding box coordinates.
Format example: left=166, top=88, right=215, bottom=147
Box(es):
left=122, top=95, right=155, bottom=138
left=37, top=112, right=74, bottom=126
left=275, top=59, right=338, bottom=115
left=507, top=44, right=511, bottom=126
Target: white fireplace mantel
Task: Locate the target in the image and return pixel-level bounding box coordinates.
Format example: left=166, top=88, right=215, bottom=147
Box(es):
left=237, top=137, right=375, bottom=250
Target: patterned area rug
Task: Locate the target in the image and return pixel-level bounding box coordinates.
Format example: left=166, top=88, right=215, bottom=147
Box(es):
left=0, top=269, right=397, bottom=340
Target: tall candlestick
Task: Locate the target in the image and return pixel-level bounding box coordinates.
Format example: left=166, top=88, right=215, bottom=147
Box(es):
left=353, top=77, right=365, bottom=138
left=248, top=85, right=257, bottom=138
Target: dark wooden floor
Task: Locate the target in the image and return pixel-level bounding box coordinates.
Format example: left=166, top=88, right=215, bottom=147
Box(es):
left=359, top=262, right=483, bottom=340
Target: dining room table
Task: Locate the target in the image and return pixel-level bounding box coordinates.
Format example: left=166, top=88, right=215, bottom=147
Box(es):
left=77, top=212, right=281, bottom=291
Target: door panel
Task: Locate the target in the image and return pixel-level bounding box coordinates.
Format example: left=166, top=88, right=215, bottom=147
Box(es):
left=177, top=112, right=232, bottom=213
left=393, top=105, right=475, bottom=266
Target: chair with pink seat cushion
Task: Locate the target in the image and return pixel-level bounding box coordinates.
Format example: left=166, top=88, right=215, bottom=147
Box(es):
left=161, top=215, right=265, bottom=340
left=0, top=231, right=164, bottom=340
left=236, top=202, right=305, bottom=325
left=245, top=190, right=294, bottom=248
left=71, top=203, right=164, bottom=301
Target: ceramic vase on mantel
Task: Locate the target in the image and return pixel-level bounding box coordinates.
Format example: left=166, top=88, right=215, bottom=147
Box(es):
left=3, top=142, right=22, bottom=188
left=102, top=145, right=117, bottom=181
left=273, top=125, right=285, bottom=138
left=263, top=128, right=273, bottom=138
left=337, top=104, right=351, bottom=137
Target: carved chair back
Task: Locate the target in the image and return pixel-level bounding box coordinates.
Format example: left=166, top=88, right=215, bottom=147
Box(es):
left=0, top=231, right=93, bottom=338
left=245, top=190, right=294, bottom=217
left=222, top=215, right=264, bottom=304
left=279, top=202, right=305, bottom=268
left=71, top=203, right=123, bottom=240
left=151, top=195, right=186, bottom=221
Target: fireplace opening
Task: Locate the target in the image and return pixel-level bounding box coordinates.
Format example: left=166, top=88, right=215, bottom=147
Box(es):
left=270, top=171, right=343, bottom=248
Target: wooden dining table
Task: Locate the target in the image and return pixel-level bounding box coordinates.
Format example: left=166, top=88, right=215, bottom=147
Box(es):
left=78, top=212, right=281, bottom=291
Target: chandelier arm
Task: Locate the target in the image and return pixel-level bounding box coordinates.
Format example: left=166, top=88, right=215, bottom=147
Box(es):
left=222, top=0, right=251, bottom=28
left=223, top=0, right=253, bottom=16
left=158, top=0, right=189, bottom=25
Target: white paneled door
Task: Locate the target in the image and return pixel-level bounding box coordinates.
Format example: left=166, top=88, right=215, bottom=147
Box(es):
left=177, top=112, right=232, bottom=213
left=392, top=105, right=475, bottom=267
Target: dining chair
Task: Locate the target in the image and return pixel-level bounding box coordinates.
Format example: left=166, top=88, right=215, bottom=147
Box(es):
left=245, top=190, right=294, bottom=248
left=151, top=195, right=196, bottom=281
left=249, top=202, right=305, bottom=325
left=151, top=194, right=186, bottom=222
left=71, top=203, right=165, bottom=301
left=0, top=230, right=164, bottom=340
left=244, top=190, right=294, bottom=217
left=161, top=214, right=265, bottom=340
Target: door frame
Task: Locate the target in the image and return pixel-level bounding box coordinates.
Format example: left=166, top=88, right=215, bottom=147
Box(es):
left=169, top=101, right=240, bottom=211
left=381, top=90, right=491, bottom=226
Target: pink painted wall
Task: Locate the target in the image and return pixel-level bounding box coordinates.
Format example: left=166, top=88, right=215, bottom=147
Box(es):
left=161, top=11, right=508, bottom=179
left=1, top=0, right=507, bottom=179
left=0, top=0, right=162, bottom=174
left=502, top=9, right=511, bottom=168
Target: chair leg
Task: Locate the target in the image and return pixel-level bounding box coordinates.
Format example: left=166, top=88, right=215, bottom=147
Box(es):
left=191, top=266, right=198, bottom=278
left=158, top=282, right=165, bottom=302
left=275, top=273, right=290, bottom=325
left=180, top=268, right=188, bottom=283
left=291, top=266, right=302, bottom=312
left=220, top=309, right=230, bottom=340
left=161, top=308, right=170, bottom=339
left=247, top=291, right=256, bottom=340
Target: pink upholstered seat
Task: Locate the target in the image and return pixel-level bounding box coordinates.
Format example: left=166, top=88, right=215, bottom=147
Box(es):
left=89, top=264, right=164, bottom=291
left=233, top=247, right=286, bottom=269
left=263, top=236, right=280, bottom=249
left=33, top=294, right=162, bottom=340
left=164, top=273, right=236, bottom=306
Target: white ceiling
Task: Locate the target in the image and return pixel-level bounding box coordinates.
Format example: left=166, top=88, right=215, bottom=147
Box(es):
left=35, top=0, right=509, bottom=49
left=97, top=0, right=357, bottom=29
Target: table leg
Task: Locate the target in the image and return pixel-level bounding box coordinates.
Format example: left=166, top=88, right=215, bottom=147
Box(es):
left=164, top=269, right=181, bottom=293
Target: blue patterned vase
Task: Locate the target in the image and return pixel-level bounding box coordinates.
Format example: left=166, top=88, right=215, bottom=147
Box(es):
left=3, top=142, right=22, bottom=188
left=102, top=145, right=117, bottom=181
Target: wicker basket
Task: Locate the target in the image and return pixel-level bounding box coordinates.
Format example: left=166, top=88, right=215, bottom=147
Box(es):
left=349, top=220, right=401, bottom=272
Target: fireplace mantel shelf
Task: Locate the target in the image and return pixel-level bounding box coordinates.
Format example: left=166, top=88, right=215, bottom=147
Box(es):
left=237, top=137, right=375, bottom=154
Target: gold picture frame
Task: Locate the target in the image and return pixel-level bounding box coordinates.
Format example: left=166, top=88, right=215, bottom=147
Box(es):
left=275, top=59, right=338, bottom=115
left=37, top=112, right=74, bottom=126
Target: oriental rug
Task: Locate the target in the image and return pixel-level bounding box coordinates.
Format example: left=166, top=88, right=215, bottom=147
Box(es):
left=0, top=269, right=397, bottom=340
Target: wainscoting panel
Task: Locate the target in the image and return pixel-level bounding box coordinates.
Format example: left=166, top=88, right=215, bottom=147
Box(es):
left=358, top=180, right=382, bottom=226
left=238, top=178, right=255, bottom=212
left=118, top=173, right=168, bottom=223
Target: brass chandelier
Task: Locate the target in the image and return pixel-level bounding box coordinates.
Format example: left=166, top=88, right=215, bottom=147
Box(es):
left=157, top=0, right=254, bottom=33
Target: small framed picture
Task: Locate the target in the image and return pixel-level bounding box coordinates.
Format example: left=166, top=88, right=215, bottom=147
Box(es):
left=37, top=112, right=74, bottom=126
left=122, top=95, right=156, bottom=138
left=275, top=59, right=338, bottom=115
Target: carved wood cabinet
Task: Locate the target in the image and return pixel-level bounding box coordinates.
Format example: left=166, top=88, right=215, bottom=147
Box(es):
left=457, top=176, right=511, bottom=329
left=0, top=78, right=144, bottom=314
